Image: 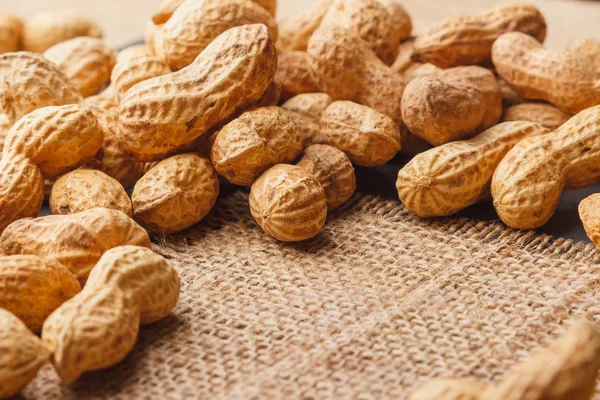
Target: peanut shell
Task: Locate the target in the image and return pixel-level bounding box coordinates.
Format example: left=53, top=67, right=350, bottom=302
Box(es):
left=276, top=51, right=320, bottom=101
left=568, top=39, right=600, bottom=74
left=116, top=44, right=152, bottom=63
left=282, top=93, right=333, bottom=146
left=0, top=14, right=22, bottom=54
left=580, top=194, right=600, bottom=248
left=377, top=0, right=412, bottom=41
left=408, top=378, right=487, bottom=400
left=84, top=86, right=119, bottom=113
left=0, top=113, right=11, bottom=153
left=111, top=54, right=171, bottom=99
left=503, top=103, right=572, bottom=130
left=277, top=0, right=332, bottom=52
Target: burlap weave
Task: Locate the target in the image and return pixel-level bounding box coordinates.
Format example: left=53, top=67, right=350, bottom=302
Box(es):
left=22, top=191, right=600, bottom=399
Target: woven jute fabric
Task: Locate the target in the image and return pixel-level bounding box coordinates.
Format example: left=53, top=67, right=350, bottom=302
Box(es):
left=23, top=191, right=600, bottom=399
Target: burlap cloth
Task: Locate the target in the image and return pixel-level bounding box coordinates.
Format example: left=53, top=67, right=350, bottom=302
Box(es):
left=18, top=190, right=600, bottom=399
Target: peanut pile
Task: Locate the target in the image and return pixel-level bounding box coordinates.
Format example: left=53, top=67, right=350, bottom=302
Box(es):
left=0, top=0, right=600, bottom=397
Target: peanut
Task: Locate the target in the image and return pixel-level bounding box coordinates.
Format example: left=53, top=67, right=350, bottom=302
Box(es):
left=498, top=77, right=526, bottom=108
left=503, top=103, right=572, bottom=130
left=42, top=246, right=180, bottom=383
left=297, top=145, right=356, bottom=210
left=568, top=39, right=600, bottom=74
left=0, top=308, right=50, bottom=398
left=392, top=37, right=440, bottom=81
left=0, top=255, right=80, bottom=333
left=0, top=52, right=83, bottom=124
left=281, top=93, right=333, bottom=146
left=484, top=320, right=600, bottom=400
left=397, top=121, right=550, bottom=217
left=0, top=157, right=44, bottom=232
left=50, top=169, right=132, bottom=217
left=0, top=113, right=10, bottom=152
left=579, top=194, right=600, bottom=248
left=84, top=86, right=119, bottom=113
left=492, top=106, right=600, bottom=230
left=151, top=0, right=276, bottom=24
left=0, top=14, right=22, bottom=54
left=377, top=0, right=412, bottom=41
left=277, top=0, right=332, bottom=52
left=111, top=54, right=171, bottom=99
left=413, top=4, right=546, bottom=68
left=132, top=154, right=220, bottom=234
left=408, top=378, right=487, bottom=400
left=117, top=24, right=277, bottom=161
left=144, top=19, right=159, bottom=53
left=154, top=0, right=278, bottom=71
left=321, top=101, right=401, bottom=167
left=22, top=10, right=102, bottom=53
left=115, top=44, right=152, bottom=63
left=250, top=164, right=328, bottom=242
left=211, top=107, right=303, bottom=186
left=320, top=0, right=401, bottom=65
left=492, top=32, right=600, bottom=114
left=0, top=208, right=151, bottom=282
left=275, top=51, right=320, bottom=101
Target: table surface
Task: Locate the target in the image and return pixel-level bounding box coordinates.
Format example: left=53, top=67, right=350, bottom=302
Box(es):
left=5, top=0, right=600, bottom=243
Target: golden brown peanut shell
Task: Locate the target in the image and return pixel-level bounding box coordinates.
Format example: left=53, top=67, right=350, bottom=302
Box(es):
left=377, top=0, right=412, bottom=41
left=0, top=255, right=80, bottom=333
left=282, top=93, right=333, bottom=147
left=275, top=51, right=320, bottom=101
left=43, top=37, right=116, bottom=97
left=118, top=24, right=277, bottom=161
left=0, top=308, right=50, bottom=398
left=22, top=9, right=102, bottom=53
left=0, top=14, right=22, bottom=54
left=250, top=164, right=328, bottom=242
left=579, top=194, right=600, bottom=248
left=212, top=107, right=303, bottom=186
left=503, top=103, right=572, bottom=130
left=413, top=4, right=546, bottom=68
left=111, top=54, right=171, bottom=99
left=277, top=0, right=332, bottom=52
left=492, top=32, right=600, bottom=114
left=0, top=208, right=151, bottom=282
left=408, top=378, right=487, bottom=400
left=484, top=320, right=600, bottom=400
left=568, top=38, right=600, bottom=73
left=492, top=105, right=600, bottom=230
left=152, top=0, right=276, bottom=24
left=397, top=121, right=550, bottom=218
left=0, top=114, right=11, bottom=153
left=132, top=154, right=220, bottom=234
left=84, top=86, right=120, bottom=113
left=50, top=169, right=132, bottom=217
left=0, top=52, right=83, bottom=124
left=42, top=246, right=180, bottom=383
left=154, top=0, right=278, bottom=71
left=322, top=101, right=401, bottom=167
left=297, top=145, right=356, bottom=210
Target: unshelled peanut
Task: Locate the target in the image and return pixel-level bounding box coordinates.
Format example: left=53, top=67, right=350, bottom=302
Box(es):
left=0, top=208, right=151, bottom=282
left=408, top=378, right=487, bottom=400
left=413, top=4, right=546, bottom=68
left=391, top=37, right=440, bottom=81
left=250, top=164, right=328, bottom=242
left=22, top=10, right=102, bottom=53
left=118, top=24, right=277, bottom=161
left=492, top=106, right=600, bottom=230
left=116, top=44, right=152, bottom=63
left=111, top=54, right=171, bottom=99
left=277, top=0, right=332, bottom=52
left=42, top=246, right=180, bottom=383
left=503, top=103, right=572, bottom=130
left=275, top=51, right=320, bottom=101
left=492, top=32, right=600, bottom=114
left=377, top=0, right=412, bottom=41
left=0, top=308, right=50, bottom=399
left=212, top=107, right=303, bottom=186
left=297, top=145, right=356, bottom=210
left=0, top=255, right=80, bottom=332
left=0, top=114, right=11, bottom=152
left=579, top=194, right=600, bottom=248
left=84, top=86, right=119, bottom=113
left=132, top=154, right=219, bottom=234
left=0, top=14, right=22, bottom=54
left=397, top=122, right=549, bottom=217
left=0, top=157, right=44, bottom=232
left=568, top=39, right=600, bottom=73
left=281, top=93, right=333, bottom=146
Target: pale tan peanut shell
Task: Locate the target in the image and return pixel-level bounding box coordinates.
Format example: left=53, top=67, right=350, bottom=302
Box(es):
left=401, top=76, right=485, bottom=146
left=0, top=308, right=50, bottom=398
left=0, top=52, right=83, bottom=124
left=484, top=320, right=600, bottom=400
left=320, top=0, right=401, bottom=65
left=111, top=54, right=171, bottom=99
left=116, top=44, right=152, bottom=63
left=132, top=154, right=220, bottom=234
left=250, top=164, right=328, bottom=242
left=568, top=39, right=600, bottom=73
left=0, top=208, right=151, bottom=282
left=118, top=24, right=277, bottom=161
left=0, top=255, right=80, bottom=333
left=42, top=246, right=180, bottom=383
left=44, top=37, right=116, bottom=97
left=85, top=106, right=145, bottom=189
left=144, top=19, right=159, bottom=53
left=498, top=77, right=526, bottom=108
left=492, top=106, right=600, bottom=230
left=212, top=107, right=303, bottom=186
left=322, top=101, right=401, bottom=167
left=579, top=194, right=600, bottom=248
left=503, top=103, right=572, bottom=130
left=492, top=32, right=600, bottom=114
left=3, top=104, right=104, bottom=178
left=275, top=51, right=320, bottom=101
left=50, top=169, right=132, bottom=217
left=282, top=93, right=333, bottom=146
left=408, top=378, right=487, bottom=400
left=152, top=0, right=276, bottom=24
left=397, top=121, right=550, bottom=218
left=154, top=0, right=278, bottom=71
left=296, top=145, right=356, bottom=210
left=277, top=0, right=332, bottom=52
left=413, top=4, right=547, bottom=68
left=392, top=37, right=440, bottom=80
left=22, top=10, right=102, bottom=53
left=0, top=157, right=44, bottom=233
left=0, top=114, right=11, bottom=153
left=377, top=0, right=412, bottom=41
left=0, top=14, right=22, bottom=54
left=84, top=85, right=120, bottom=113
